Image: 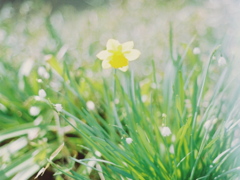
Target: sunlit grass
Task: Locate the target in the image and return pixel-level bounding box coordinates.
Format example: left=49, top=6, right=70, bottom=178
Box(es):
left=0, top=0, right=240, bottom=180
left=45, top=40, right=240, bottom=180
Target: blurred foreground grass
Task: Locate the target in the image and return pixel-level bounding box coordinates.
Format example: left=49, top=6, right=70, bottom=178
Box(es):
left=0, top=0, right=240, bottom=179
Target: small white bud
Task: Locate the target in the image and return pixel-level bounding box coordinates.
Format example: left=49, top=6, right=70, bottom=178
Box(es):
left=193, top=47, right=201, bottom=55
left=126, top=138, right=133, bottom=144
left=37, top=79, right=43, bottom=83
left=169, top=144, right=175, bottom=154
left=218, top=57, right=226, bottom=66
left=19, top=59, right=34, bottom=76
left=160, top=126, right=172, bottom=137
left=29, top=106, right=40, bottom=116
left=95, top=151, right=102, bottom=157
left=34, top=96, right=41, bottom=101
left=38, top=89, right=46, bottom=98
left=38, top=66, right=50, bottom=79
left=55, top=104, right=63, bottom=112
left=86, top=101, right=95, bottom=110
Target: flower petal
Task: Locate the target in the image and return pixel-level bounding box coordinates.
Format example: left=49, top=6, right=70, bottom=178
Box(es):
left=124, top=49, right=141, bottom=61
left=118, top=66, right=129, bottom=72
left=96, top=50, right=111, bottom=60
left=106, top=39, right=120, bottom=51
left=122, top=41, right=134, bottom=52
left=102, top=60, right=111, bottom=69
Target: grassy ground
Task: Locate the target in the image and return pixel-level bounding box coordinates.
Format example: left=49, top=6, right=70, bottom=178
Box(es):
left=0, top=0, right=240, bottom=179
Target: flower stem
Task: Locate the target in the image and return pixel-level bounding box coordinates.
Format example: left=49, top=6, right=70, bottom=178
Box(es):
left=113, top=69, right=123, bottom=129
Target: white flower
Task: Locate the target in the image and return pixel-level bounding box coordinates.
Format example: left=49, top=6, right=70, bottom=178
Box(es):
left=34, top=96, right=41, bottom=101
left=38, top=66, right=50, bottom=79
left=169, top=144, right=175, bottom=154
left=37, top=79, right=43, bottom=83
left=19, top=59, right=34, bottom=76
left=218, top=57, right=226, bottom=66
left=141, top=95, right=148, bottom=102
left=160, top=126, right=172, bottom=137
left=38, top=89, right=46, bottom=98
left=193, top=47, right=201, bottom=55
left=95, top=151, right=102, bottom=157
left=55, top=104, right=63, bottom=112
left=86, top=101, right=95, bottom=110
left=97, top=39, right=141, bottom=72
left=126, top=138, right=133, bottom=144
left=29, top=106, right=40, bottom=116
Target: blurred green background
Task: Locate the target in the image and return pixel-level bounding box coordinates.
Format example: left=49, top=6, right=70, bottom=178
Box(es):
left=0, top=0, right=239, bottom=76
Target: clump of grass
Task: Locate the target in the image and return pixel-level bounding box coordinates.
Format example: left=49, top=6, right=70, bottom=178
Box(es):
left=1, top=1, right=240, bottom=180
left=44, top=35, right=240, bottom=179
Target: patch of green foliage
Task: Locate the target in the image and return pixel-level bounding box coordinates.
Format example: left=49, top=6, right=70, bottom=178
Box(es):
left=0, top=0, right=240, bottom=180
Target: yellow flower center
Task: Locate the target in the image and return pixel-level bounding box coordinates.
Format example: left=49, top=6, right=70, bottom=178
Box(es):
left=109, top=51, right=128, bottom=68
